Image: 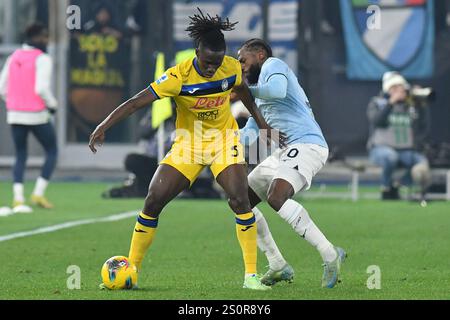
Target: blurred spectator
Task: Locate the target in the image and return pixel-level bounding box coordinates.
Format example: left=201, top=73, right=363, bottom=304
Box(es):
left=0, top=22, right=58, bottom=212
left=83, top=1, right=123, bottom=39
left=125, top=0, right=147, bottom=35
left=367, top=72, right=432, bottom=200
left=318, top=0, right=342, bottom=36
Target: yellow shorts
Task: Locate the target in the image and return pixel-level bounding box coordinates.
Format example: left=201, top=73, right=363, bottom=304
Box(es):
left=160, top=137, right=245, bottom=184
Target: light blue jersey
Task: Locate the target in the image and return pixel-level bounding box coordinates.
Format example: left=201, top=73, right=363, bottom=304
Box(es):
left=241, top=57, right=327, bottom=148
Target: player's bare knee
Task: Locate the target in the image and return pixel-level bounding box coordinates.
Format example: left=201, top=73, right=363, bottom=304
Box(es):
left=228, top=195, right=251, bottom=214
left=267, top=191, right=289, bottom=212
left=143, top=191, right=165, bottom=216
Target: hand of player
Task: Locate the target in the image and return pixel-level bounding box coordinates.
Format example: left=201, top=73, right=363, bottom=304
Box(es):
left=262, top=126, right=288, bottom=149
left=88, top=126, right=106, bottom=154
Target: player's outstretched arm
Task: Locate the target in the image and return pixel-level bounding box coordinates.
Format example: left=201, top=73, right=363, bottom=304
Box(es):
left=248, top=74, right=287, bottom=100
left=233, top=82, right=287, bottom=148
left=89, top=89, right=156, bottom=153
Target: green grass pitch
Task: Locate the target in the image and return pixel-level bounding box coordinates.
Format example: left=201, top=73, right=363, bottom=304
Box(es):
left=0, top=182, right=449, bottom=300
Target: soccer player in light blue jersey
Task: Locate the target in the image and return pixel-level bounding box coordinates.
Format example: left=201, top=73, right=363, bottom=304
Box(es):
left=238, top=39, right=346, bottom=288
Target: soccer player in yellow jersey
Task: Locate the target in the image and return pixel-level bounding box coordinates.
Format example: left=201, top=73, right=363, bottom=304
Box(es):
left=89, top=9, right=284, bottom=290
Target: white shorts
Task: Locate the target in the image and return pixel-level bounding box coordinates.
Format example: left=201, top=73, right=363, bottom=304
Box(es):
left=248, top=143, right=328, bottom=200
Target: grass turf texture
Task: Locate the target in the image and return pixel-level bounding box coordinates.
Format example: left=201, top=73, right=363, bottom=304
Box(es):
left=0, top=182, right=449, bottom=299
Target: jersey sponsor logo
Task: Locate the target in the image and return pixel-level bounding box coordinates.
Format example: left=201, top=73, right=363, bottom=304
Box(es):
left=156, top=73, right=168, bottom=84
left=197, top=109, right=219, bottom=121
left=192, top=96, right=226, bottom=109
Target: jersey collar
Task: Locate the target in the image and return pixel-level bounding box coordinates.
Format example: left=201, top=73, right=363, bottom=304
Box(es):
left=193, top=58, right=205, bottom=77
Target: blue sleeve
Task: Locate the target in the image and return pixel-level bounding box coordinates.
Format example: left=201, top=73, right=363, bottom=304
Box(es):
left=248, top=74, right=287, bottom=100
left=239, top=117, right=259, bottom=146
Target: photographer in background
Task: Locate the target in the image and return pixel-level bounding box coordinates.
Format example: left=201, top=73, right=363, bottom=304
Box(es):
left=367, top=72, right=432, bottom=200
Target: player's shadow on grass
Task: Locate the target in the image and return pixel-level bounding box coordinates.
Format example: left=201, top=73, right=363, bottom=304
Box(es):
left=132, top=287, right=172, bottom=293
left=107, top=286, right=173, bottom=293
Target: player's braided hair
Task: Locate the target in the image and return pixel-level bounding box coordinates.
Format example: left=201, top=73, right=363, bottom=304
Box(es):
left=240, top=38, right=273, bottom=58
left=185, top=7, right=238, bottom=51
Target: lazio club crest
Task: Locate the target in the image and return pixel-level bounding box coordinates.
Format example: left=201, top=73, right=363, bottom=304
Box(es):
left=351, top=0, right=428, bottom=70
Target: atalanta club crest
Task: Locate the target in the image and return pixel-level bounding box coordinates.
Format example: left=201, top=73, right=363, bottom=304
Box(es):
left=221, top=79, right=228, bottom=91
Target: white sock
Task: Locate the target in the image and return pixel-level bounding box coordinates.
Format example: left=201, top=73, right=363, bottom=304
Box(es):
left=13, top=183, right=25, bottom=203
left=253, top=207, right=287, bottom=271
left=33, top=177, right=49, bottom=197
left=278, top=199, right=337, bottom=263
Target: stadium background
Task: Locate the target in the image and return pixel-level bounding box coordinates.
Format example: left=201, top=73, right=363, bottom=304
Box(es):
left=1, top=0, right=449, bottom=171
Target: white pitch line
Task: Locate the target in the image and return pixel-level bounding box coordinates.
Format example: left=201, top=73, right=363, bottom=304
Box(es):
left=0, top=210, right=138, bottom=243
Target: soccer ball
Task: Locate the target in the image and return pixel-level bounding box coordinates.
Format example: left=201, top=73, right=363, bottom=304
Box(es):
left=101, top=256, right=138, bottom=290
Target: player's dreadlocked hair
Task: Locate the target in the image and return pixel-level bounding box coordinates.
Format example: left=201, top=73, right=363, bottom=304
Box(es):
left=185, top=8, right=238, bottom=52
left=240, top=38, right=273, bottom=58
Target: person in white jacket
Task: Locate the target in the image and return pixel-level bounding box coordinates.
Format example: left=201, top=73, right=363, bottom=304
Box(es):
left=0, top=22, right=58, bottom=212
